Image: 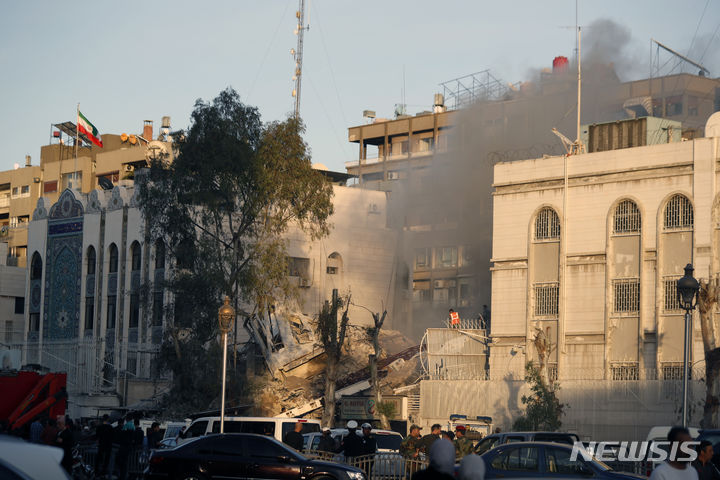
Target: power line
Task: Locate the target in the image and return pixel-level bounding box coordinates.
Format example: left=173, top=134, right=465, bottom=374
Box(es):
left=246, top=1, right=292, bottom=104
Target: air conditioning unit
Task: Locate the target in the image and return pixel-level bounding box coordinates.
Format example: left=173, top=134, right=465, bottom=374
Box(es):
left=387, top=172, right=400, bottom=180
left=299, top=277, right=311, bottom=288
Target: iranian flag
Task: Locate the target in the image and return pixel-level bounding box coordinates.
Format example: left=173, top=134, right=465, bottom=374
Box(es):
left=77, top=111, right=104, bottom=148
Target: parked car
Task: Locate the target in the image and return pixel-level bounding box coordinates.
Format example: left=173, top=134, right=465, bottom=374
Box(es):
left=0, top=435, right=70, bottom=480
left=144, top=433, right=365, bottom=480
left=156, top=437, right=178, bottom=449
left=481, top=441, right=645, bottom=480
left=475, top=431, right=580, bottom=455
left=180, top=416, right=321, bottom=445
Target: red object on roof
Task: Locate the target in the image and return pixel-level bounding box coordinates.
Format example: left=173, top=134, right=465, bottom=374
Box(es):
left=553, top=56, right=569, bottom=73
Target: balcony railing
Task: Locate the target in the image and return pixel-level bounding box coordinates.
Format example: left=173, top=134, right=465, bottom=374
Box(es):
left=0, top=197, right=10, bottom=208
left=345, top=149, right=438, bottom=169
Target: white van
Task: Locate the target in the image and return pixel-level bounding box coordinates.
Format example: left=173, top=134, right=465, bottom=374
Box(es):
left=180, top=416, right=321, bottom=445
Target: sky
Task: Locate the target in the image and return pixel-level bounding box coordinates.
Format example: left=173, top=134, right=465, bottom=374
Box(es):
left=0, top=0, right=718, bottom=173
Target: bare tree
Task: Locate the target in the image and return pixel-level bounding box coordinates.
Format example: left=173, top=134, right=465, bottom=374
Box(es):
left=698, top=277, right=720, bottom=427
left=317, top=289, right=351, bottom=426
left=533, top=327, right=552, bottom=384
left=368, top=310, right=390, bottom=429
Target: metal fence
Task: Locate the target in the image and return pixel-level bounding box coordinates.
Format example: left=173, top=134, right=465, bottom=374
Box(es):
left=77, top=444, right=147, bottom=479
left=303, top=451, right=428, bottom=480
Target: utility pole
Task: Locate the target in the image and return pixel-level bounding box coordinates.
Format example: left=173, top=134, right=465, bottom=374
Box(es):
left=291, top=0, right=308, bottom=118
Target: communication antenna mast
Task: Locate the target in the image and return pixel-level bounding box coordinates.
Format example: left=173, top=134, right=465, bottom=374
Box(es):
left=291, top=0, right=309, bottom=118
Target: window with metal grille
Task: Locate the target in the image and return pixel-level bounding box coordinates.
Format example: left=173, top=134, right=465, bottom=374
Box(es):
left=661, top=362, right=690, bottom=380
left=613, top=279, right=640, bottom=313
left=663, top=277, right=682, bottom=311
left=548, top=363, right=558, bottom=383
left=611, top=363, right=639, bottom=380
left=535, top=208, right=560, bottom=240
left=663, top=195, right=693, bottom=230
left=613, top=200, right=641, bottom=234
left=534, top=282, right=559, bottom=316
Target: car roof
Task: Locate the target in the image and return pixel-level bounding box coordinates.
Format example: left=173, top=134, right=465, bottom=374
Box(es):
left=192, top=416, right=320, bottom=422
left=484, top=441, right=575, bottom=450
left=0, top=435, right=68, bottom=480
left=329, top=428, right=401, bottom=435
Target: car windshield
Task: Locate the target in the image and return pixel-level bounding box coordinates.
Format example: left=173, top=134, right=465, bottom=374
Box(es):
left=376, top=434, right=402, bottom=450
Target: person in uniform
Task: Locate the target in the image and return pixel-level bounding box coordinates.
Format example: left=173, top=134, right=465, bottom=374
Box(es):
left=400, top=425, right=423, bottom=459
left=454, top=425, right=473, bottom=459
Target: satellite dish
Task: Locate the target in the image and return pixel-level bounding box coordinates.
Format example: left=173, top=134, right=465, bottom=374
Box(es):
left=120, top=133, right=129, bottom=142
left=145, top=140, right=169, bottom=163
left=98, top=176, right=113, bottom=190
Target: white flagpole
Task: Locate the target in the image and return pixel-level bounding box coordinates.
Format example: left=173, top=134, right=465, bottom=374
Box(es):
left=74, top=103, right=79, bottom=191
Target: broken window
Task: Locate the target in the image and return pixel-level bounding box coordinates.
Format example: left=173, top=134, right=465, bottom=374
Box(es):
left=414, top=248, right=431, bottom=269
left=533, top=282, right=559, bottom=317
left=535, top=208, right=560, bottom=240
left=435, top=246, right=458, bottom=268
left=664, top=195, right=693, bottom=230
left=613, top=279, right=640, bottom=313
left=412, top=280, right=431, bottom=303
left=288, top=257, right=311, bottom=279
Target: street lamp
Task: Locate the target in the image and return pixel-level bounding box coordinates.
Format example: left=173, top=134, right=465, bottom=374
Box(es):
left=218, top=296, right=235, bottom=434
left=676, top=264, right=700, bottom=428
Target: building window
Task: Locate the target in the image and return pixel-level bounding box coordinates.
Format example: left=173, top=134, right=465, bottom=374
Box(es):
left=43, top=181, right=58, bottom=193
left=535, top=208, right=560, bottom=240
left=87, top=246, right=96, bottom=275
left=664, top=195, right=693, bottom=230
left=129, top=294, right=140, bottom=328
left=326, top=252, right=342, bottom=275
left=153, top=291, right=164, bottom=326
left=85, top=301, right=94, bottom=331
left=20, top=185, right=29, bottom=196
left=14, top=297, right=24, bottom=315
left=30, top=253, right=42, bottom=280
left=106, top=296, right=116, bottom=330
left=665, top=96, right=683, bottom=116
left=418, top=137, right=434, bottom=152
left=108, top=244, right=118, bottom=273
left=4, top=321, right=12, bottom=343
left=611, top=363, right=639, bottom=381
left=661, top=362, right=689, bottom=380
left=287, top=257, right=310, bottom=278
left=11, top=187, right=18, bottom=198
left=435, top=247, right=458, bottom=268
left=61, top=171, right=82, bottom=190
left=415, top=248, right=431, bottom=269
left=613, top=200, right=641, bottom=234
left=155, top=239, right=165, bottom=270
left=412, top=280, right=431, bottom=303
left=533, top=282, right=559, bottom=317
left=131, top=242, right=141, bottom=271
left=663, top=277, right=682, bottom=311
left=613, top=279, right=640, bottom=313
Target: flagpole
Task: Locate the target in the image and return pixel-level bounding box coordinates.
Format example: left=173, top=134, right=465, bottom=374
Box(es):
left=74, top=103, right=79, bottom=191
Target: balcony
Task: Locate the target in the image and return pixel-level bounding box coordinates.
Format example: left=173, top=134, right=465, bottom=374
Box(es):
left=0, top=196, right=10, bottom=208
left=344, top=149, right=436, bottom=169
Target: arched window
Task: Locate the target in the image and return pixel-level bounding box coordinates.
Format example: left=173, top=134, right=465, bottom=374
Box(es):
left=327, top=252, right=342, bottom=275
left=30, top=252, right=42, bottom=280
left=108, top=244, right=118, bottom=273
left=175, top=238, right=193, bottom=269
left=613, top=200, right=641, bottom=234
left=155, top=239, right=165, bottom=270
left=86, top=246, right=96, bottom=275
left=131, top=241, right=141, bottom=271
left=534, top=207, right=560, bottom=240
left=664, top=194, right=693, bottom=230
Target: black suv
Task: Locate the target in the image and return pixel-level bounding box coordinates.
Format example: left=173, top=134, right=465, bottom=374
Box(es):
left=144, top=433, right=365, bottom=480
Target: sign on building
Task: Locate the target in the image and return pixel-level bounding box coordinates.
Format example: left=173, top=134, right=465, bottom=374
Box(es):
left=340, top=396, right=408, bottom=420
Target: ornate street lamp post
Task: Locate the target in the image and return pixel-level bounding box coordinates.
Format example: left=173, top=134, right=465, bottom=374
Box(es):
left=218, top=296, right=235, bottom=434
left=676, top=264, right=699, bottom=428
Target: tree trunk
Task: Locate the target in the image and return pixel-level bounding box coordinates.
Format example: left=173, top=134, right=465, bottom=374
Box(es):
left=699, top=279, right=720, bottom=428
left=323, top=358, right=338, bottom=426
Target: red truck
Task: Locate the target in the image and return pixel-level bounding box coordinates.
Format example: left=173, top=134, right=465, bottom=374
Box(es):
left=0, top=370, right=67, bottom=431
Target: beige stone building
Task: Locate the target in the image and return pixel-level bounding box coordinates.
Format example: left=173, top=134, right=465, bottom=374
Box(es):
left=490, top=112, right=720, bottom=382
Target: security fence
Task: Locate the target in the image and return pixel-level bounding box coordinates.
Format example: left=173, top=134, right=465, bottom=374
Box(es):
left=303, top=451, right=428, bottom=479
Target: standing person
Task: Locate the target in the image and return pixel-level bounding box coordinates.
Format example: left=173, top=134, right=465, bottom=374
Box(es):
left=649, top=426, right=699, bottom=480
left=412, top=438, right=455, bottom=480
left=360, top=423, right=377, bottom=478
left=95, top=414, right=114, bottom=478
left=41, top=418, right=58, bottom=446
left=454, top=425, right=473, bottom=459
left=147, top=422, right=162, bottom=450
left=29, top=418, right=43, bottom=443
left=116, top=416, right=135, bottom=480
left=400, top=425, right=423, bottom=459
left=481, top=305, right=491, bottom=331
left=55, top=416, right=75, bottom=474
left=342, top=420, right=363, bottom=465
left=448, top=309, right=460, bottom=328
left=420, top=424, right=442, bottom=454
left=283, top=421, right=305, bottom=451
left=693, top=441, right=720, bottom=480
left=317, top=427, right=338, bottom=454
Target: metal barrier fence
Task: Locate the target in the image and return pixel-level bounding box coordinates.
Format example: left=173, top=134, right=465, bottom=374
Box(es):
left=77, top=444, right=148, bottom=479
left=302, top=451, right=428, bottom=479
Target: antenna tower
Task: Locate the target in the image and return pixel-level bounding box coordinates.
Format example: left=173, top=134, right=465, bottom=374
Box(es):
left=291, top=0, right=309, bottom=118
